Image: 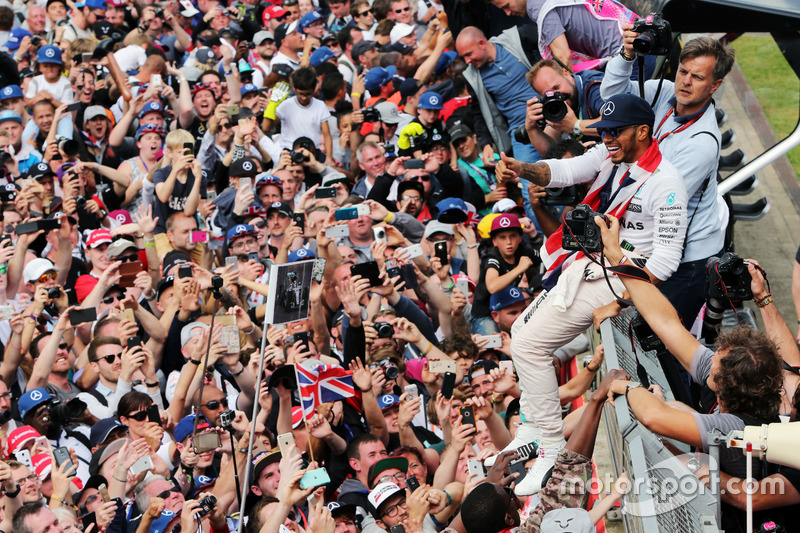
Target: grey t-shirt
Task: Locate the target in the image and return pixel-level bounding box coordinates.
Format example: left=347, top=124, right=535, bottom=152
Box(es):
left=538, top=4, right=622, bottom=58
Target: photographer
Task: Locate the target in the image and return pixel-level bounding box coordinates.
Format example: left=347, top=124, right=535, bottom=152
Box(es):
left=601, top=34, right=735, bottom=329
left=495, top=93, right=687, bottom=496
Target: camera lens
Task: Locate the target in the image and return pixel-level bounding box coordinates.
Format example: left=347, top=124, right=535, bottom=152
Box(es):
left=633, top=32, right=656, bottom=55
left=384, top=365, right=399, bottom=380
left=542, top=99, right=568, bottom=123
left=513, top=125, right=530, bottom=144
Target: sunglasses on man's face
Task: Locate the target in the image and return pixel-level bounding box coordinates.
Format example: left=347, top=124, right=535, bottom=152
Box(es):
left=394, top=6, right=410, bottom=12
left=157, top=486, right=182, bottom=499
left=102, top=294, right=123, bottom=305
left=126, top=408, right=152, bottom=422
left=94, top=352, right=121, bottom=364
left=358, top=8, right=373, bottom=15
left=597, top=125, right=635, bottom=139
left=37, top=272, right=58, bottom=283
left=115, top=253, right=139, bottom=263
left=201, top=398, right=228, bottom=410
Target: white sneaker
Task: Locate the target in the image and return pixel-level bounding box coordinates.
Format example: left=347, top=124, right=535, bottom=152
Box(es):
left=484, top=422, right=542, bottom=468
left=514, top=439, right=566, bottom=496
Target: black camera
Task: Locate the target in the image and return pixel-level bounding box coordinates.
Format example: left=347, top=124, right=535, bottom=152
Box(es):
left=0, top=409, right=11, bottom=426
left=47, top=287, right=61, bottom=299
left=382, top=142, right=396, bottom=158
left=542, top=185, right=579, bottom=207
left=31, top=36, right=41, bottom=46
left=290, top=150, right=308, bottom=164
left=243, top=41, right=255, bottom=49
left=408, top=131, right=433, bottom=152
left=702, top=252, right=753, bottom=343
left=57, top=137, right=80, bottom=158
left=513, top=125, right=530, bottom=145
left=539, top=90, right=569, bottom=124
left=375, top=322, right=394, bottom=339
left=0, top=150, right=12, bottom=165
left=50, top=398, right=87, bottom=423
left=631, top=13, right=672, bottom=56
left=370, top=358, right=399, bottom=380
left=631, top=311, right=665, bottom=353
left=153, top=7, right=164, bottom=18
left=562, top=204, right=604, bottom=253
left=75, top=196, right=87, bottom=209
left=362, top=106, right=381, bottom=123
left=195, top=495, right=217, bottom=519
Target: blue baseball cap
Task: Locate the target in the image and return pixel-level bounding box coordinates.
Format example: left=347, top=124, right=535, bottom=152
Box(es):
left=377, top=394, right=400, bottom=410
left=310, top=46, right=338, bottom=67
left=90, top=417, right=127, bottom=446
left=299, top=10, right=324, bottom=31
left=37, top=45, right=63, bottom=65
left=418, top=91, right=444, bottom=110
left=4, top=29, right=32, bottom=51
left=226, top=224, right=257, bottom=245
left=174, top=414, right=210, bottom=443
left=19, top=388, right=52, bottom=419
left=364, top=66, right=396, bottom=93
left=0, top=110, right=23, bottom=124
left=593, top=93, right=655, bottom=131
left=241, top=83, right=259, bottom=96
left=435, top=197, right=468, bottom=224
left=75, top=0, right=107, bottom=8
left=489, top=286, right=529, bottom=311
left=288, top=248, right=315, bottom=262
left=139, top=101, right=166, bottom=118
left=435, top=51, right=457, bottom=75
left=0, top=85, right=23, bottom=101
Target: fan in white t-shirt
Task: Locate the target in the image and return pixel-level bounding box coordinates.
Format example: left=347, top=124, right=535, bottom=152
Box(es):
left=24, top=45, right=74, bottom=106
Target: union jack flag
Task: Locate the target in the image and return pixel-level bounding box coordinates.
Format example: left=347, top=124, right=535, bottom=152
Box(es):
left=295, top=360, right=356, bottom=420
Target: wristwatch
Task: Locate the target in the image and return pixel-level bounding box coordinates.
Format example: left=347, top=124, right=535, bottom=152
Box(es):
left=2, top=484, right=20, bottom=498
left=572, top=120, right=582, bottom=136
left=625, top=382, right=643, bottom=399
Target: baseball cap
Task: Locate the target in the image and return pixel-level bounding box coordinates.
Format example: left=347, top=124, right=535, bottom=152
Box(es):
left=37, top=45, right=63, bottom=65
left=8, top=426, right=41, bottom=454
left=87, top=228, right=113, bottom=248
left=492, top=198, right=524, bottom=215
left=477, top=213, right=500, bottom=239
left=288, top=248, right=315, bottom=262
left=106, top=238, right=137, bottom=259
left=299, top=10, right=323, bottom=31
left=27, top=162, right=56, bottom=180
left=74, top=275, right=99, bottom=303
left=389, top=23, right=415, bottom=44
left=368, top=482, right=404, bottom=513
left=162, top=250, right=191, bottom=276
left=139, top=101, right=166, bottom=119
left=89, top=438, right=127, bottom=476
left=32, top=453, right=52, bottom=480
left=241, top=83, right=259, bottom=97
left=424, top=220, right=454, bottom=240
left=23, top=258, right=58, bottom=284
left=267, top=364, right=297, bottom=390
left=156, top=275, right=175, bottom=300
left=398, top=179, right=423, bottom=197
left=108, top=208, right=133, bottom=224
left=452, top=273, right=476, bottom=292
left=80, top=0, right=107, bottom=8
left=181, top=322, right=208, bottom=347
left=263, top=5, right=288, bottom=23
left=0, top=110, right=22, bottom=125
left=377, top=394, right=400, bottom=410
left=195, top=47, right=218, bottom=66
left=435, top=50, right=457, bottom=74
left=327, top=502, right=358, bottom=518
left=435, top=198, right=468, bottom=224
left=253, top=30, right=275, bottom=45
left=380, top=42, right=414, bottom=55
left=469, top=359, right=498, bottom=382
left=90, top=418, right=127, bottom=446
left=19, top=388, right=52, bottom=419
left=84, top=106, right=109, bottom=122
left=375, top=101, right=401, bottom=125
left=310, top=46, right=338, bottom=67
left=174, top=414, right=211, bottom=443
left=490, top=213, right=522, bottom=235
left=541, top=509, right=595, bottom=533
left=135, top=123, right=166, bottom=141
left=364, top=66, right=396, bottom=93
left=398, top=78, right=421, bottom=100
left=256, top=173, right=282, bottom=189
left=418, top=91, right=444, bottom=110
left=593, top=93, right=655, bottom=131
left=368, top=457, right=408, bottom=486
left=93, top=20, right=115, bottom=39
left=274, top=20, right=299, bottom=45
left=489, top=286, right=529, bottom=311
left=252, top=450, right=282, bottom=481
left=352, top=40, right=377, bottom=60
left=230, top=157, right=258, bottom=177
left=0, top=85, right=23, bottom=100
left=4, top=29, right=32, bottom=52
left=267, top=201, right=293, bottom=217
left=226, top=224, right=257, bottom=245
left=178, top=0, right=200, bottom=17
left=449, top=123, right=473, bottom=144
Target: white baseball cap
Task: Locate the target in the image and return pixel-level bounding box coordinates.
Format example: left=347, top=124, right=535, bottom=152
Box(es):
left=389, top=23, right=415, bottom=44
left=368, top=482, right=404, bottom=512
left=23, top=258, right=58, bottom=283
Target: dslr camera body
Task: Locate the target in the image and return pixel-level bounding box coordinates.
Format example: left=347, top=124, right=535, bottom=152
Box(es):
left=562, top=204, right=605, bottom=253
left=706, top=252, right=752, bottom=301
left=513, top=90, right=569, bottom=143
left=369, top=357, right=399, bottom=380
left=362, top=106, right=381, bottom=123
left=631, top=13, right=672, bottom=56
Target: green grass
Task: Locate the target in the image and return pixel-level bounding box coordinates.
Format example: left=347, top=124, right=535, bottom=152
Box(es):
left=731, top=34, right=800, bottom=176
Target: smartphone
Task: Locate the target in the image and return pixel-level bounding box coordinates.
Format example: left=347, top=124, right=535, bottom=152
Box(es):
left=299, top=467, right=331, bottom=489
left=147, top=404, right=161, bottom=425
left=278, top=432, right=295, bottom=456
left=325, top=225, right=350, bottom=239
left=467, top=458, right=485, bottom=478
left=190, top=230, right=208, bottom=243
left=403, top=384, right=418, bottom=401
left=293, top=331, right=309, bottom=353
left=314, top=186, right=337, bottom=199
left=350, top=261, right=381, bottom=287
left=225, top=256, right=239, bottom=271
left=459, top=405, right=475, bottom=426
left=16, top=220, right=60, bottom=234
left=183, top=142, right=194, bottom=154
left=372, top=226, right=387, bottom=244
left=226, top=104, right=240, bottom=117
left=54, top=447, right=76, bottom=477
left=81, top=52, right=92, bottom=63
left=0, top=305, right=12, bottom=321
left=178, top=264, right=192, bottom=279
left=127, top=336, right=141, bottom=349
left=120, top=308, right=135, bottom=322
left=129, top=454, right=153, bottom=475
left=403, top=159, right=424, bottom=170
left=81, top=512, right=97, bottom=532
left=239, top=177, right=252, bottom=195
left=69, top=307, right=97, bottom=326
left=192, top=431, right=222, bottom=453
left=456, top=277, right=469, bottom=296
left=480, top=334, right=503, bottom=349
left=390, top=526, right=406, bottom=533
left=98, top=484, right=110, bottom=503
left=441, top=372, right=456, bottom=399
left=292, top=213, right=305, bottom=231
left=434, top=241, right=449, bottom=266
left=405, top=476, right=420, bottom=493
left=150, top=74, right=162, bottom=88
left=308, top=493, right=319, bottom=509
left=499, top=360, right=514, bottom=375
left=400, top=263, right=418, bottom=290
left=65, top=102, right=82, bottom=112
left=428, top=359, right=456, bottom=374
left=334, top=205, right=370, bottom=220
left=119, top=260, right=144, bottom=288
left=386, top=258, right=401, bottom=279
left=312, top=257, right=326, bottom=284
left=404, top=244, right=423, bottom=259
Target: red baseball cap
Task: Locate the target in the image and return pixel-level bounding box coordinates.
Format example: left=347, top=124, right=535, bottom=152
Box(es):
left=490, top=213, right=522, bottom=235
left=291, top=406, right=304, bottom=428
left=74, top=274, right=99, bottom=303
left=263, top=5, right=288, bottom=23
left=32, top=453, right=52, bottom=480
left=86, top=228, right=113, bottom=248
left=8, top=425, right=41, bottom=454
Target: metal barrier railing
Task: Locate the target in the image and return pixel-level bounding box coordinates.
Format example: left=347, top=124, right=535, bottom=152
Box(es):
left=599, top=312, right=720, bottom=532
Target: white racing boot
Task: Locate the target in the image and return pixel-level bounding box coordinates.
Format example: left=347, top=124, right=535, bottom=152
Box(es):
left=514, top=438, right=566, bottom=496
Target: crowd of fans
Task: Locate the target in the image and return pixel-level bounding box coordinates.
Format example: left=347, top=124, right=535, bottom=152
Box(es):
left=0, top=0, right=798, bottom=532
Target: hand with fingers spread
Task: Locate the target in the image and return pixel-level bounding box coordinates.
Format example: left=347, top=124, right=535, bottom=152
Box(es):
left=349, top=358, right=373, bottom=394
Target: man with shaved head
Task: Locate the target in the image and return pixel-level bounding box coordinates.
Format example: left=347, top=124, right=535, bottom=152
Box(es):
left=457, top=25, right=546, bottom=229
